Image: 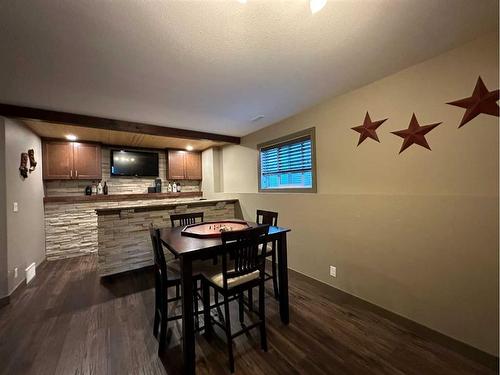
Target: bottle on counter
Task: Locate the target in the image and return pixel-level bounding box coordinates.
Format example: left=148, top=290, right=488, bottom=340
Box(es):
left=97, top=182, right=103, bottom=195
left=172, top=181, right=177, bottom=193
left=167, top=181, right=172, bottom=193
left=177, top=181, right=181, bottom=192
left=103, top=181, right=109, bottom=195
left=92, top=183, right=97, bottom=195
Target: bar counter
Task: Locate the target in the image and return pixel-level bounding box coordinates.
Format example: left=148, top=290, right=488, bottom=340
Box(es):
left=95, top=198, right=239, bottom=276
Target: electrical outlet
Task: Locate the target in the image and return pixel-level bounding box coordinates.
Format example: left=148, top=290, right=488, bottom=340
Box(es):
left=329, top=265, right=336, bottom=278
left=13, top=202, right=18, bottom=212
left=14, top=267, right=18, bottom=278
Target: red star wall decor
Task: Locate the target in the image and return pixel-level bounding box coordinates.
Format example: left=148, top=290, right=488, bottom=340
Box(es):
left=351, top=112, right=388, bottom=146
left=447, top=76, right=499, bottom=128
left=392, top=113, right=441, bottom=154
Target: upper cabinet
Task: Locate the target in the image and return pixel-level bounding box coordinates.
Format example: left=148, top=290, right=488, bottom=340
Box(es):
left=167, top=150, right=202, bottom=180
left=73, top=143, right=102, bottom=179
left=185, top=152, right=202, bottom=180
left=43, top=141, right=102, bottom=180
left=168, top=150, right=187, bottom=180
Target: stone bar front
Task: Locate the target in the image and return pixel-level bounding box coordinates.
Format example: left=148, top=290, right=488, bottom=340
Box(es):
left=96, top=199, right=238, bottom=276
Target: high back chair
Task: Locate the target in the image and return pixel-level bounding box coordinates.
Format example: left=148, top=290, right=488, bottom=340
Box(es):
left=256, top=210, right=279, bottom=299
left=202, top=225, right=270, bottom=373
left=170, top=212, right=204, bottom=227
left=149, top=224, right=183, bottom=354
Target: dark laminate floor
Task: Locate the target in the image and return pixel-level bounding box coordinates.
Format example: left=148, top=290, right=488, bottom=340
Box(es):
left=0, top=255, right=495, bottom=375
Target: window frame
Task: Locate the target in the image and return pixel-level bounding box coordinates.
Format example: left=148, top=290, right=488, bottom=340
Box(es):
left=257, top=127, right=317, bottom=193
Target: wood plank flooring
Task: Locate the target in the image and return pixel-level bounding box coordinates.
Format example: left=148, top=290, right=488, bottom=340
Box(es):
left=0, top=255, right=495, bottom=375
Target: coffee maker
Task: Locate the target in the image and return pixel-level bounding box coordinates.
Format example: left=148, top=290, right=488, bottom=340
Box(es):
left=155, top=178, right=162, bottom=193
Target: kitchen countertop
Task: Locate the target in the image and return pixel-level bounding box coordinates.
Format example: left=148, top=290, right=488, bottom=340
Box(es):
left=43, top=191, right=202, bottom=204
left=95, top=198, right=239, bottom=215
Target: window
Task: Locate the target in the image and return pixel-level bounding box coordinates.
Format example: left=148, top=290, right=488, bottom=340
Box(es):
left=258, top=127, right=316, bottom=192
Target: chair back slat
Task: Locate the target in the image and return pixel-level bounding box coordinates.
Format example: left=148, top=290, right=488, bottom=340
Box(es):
left=256, top=210, right=278, bottom=227
left=221, top=225, right=269, bottom=287
left=170, top=212, right=204, bottom=227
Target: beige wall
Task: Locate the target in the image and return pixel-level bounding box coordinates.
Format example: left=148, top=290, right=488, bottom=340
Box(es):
left=2, top=118, right=46, bottom=294
left=0, top=118, right=7, bottom=298
left=202, top=147, right=222, bottom=194
left=206, top=33, right=499, bottom=355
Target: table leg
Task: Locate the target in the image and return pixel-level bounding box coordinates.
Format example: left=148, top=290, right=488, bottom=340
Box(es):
left=277, top=232, right=289, bottom=324
left=180, top=255, right=196, bottom=375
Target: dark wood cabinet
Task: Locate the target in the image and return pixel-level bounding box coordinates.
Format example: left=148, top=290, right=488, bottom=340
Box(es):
left=73, top=143, right=102, bottom=179
left=43, top=141, right=101, bottom=180
left=168, top=151, right=187, bottom=180
left=167, top=150, right=202, bottom=180
left=185, top=152, right=202, bottom=180
left=43, top=142, right=74, bottom=179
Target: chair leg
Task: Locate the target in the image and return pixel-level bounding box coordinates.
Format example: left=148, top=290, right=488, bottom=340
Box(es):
left=153, top=277, right=161, bottom=337
left=238, top=293, right=244, bottom=324
left=158, top=297, right=168, bottom=354
left=153, top=309, right=160, bottom=338
left=271, top=247, right=279, bottom=300
left=224, top=294, right=235, bottom=373
left=194, top=281, right=199, bottom=330
left=203, top=282, right=212, bottom=338
left=247, top=288, right=253, bottom=311
left=259, top=280, right=268, bottom=352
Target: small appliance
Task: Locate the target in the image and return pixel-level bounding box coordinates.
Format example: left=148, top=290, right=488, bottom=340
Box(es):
left=155, top=178, right=162, bottom=193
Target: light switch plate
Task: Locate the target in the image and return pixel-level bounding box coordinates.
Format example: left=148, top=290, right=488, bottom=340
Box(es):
left=13, top=202, right=18, bottom=212
left=330, top=265, right=336, bottom=278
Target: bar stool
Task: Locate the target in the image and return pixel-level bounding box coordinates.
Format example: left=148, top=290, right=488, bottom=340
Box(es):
left=201, top=225, right=270, bottom=373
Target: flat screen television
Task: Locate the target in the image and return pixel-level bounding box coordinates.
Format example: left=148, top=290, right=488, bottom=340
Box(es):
left=110, top=149, right=159, bottom=177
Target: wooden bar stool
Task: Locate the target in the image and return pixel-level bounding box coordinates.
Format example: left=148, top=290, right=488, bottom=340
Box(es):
left=202, top=225, right=270, bottom=373
left=149, top=224, right=209, bottom=354
left=170, top=212, right=204, bottom=227
left=256, top=210, right=279, bottom=299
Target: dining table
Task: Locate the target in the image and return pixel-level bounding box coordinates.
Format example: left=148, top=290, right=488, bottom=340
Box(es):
left=159, top=220, right=291, bottom=375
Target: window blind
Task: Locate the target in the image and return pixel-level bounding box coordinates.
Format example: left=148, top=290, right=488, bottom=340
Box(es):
left=260, top=136, right=313, bottom=190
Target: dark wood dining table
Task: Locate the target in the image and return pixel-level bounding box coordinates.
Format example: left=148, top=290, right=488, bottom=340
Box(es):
left=159, top=220, right=291, bottom=375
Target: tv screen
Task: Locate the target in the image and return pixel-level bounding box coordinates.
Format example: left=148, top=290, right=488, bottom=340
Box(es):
left=110, top=149, right=159, bottom=177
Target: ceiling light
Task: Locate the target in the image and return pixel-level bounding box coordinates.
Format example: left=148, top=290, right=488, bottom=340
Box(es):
left=65, top=134, right=77, bottom=141
left=186, top=145, right=194, bottom=151
left=310, top=0, right=327, bottom=14
left=237, top=0, right=247, bottom=3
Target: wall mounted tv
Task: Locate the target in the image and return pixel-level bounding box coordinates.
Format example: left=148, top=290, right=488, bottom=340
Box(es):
left=110, top=149, right=159, bottom=177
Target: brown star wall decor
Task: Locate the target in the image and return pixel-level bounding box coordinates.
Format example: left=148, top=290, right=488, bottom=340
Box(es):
left=392, top=113, right=441, bottom=154
left=351, top=112, right=388, bottom=146
left=447, top=76, right=499, bottom=128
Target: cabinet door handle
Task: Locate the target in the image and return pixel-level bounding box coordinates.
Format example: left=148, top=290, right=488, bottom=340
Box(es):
left=75, top=170, right=78, bottom=178
left=70, top=170, right=73, bottom=178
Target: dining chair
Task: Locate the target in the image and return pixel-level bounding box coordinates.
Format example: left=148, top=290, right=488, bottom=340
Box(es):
left=202, top=225, right=270, bottom=373
left=256, top=210, right=279, bottom=300
left=170, top=212, right=204, bottom=227
left=149, top=224, right=208, bottom=354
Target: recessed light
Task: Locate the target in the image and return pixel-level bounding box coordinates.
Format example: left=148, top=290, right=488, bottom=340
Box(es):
left=310, top=0, right=327, bottom=14
left=238, top=0, right=247, bottom=3
left=65, top=134, right=77, bottom=141
left=186, top=145, right=194, bottom=151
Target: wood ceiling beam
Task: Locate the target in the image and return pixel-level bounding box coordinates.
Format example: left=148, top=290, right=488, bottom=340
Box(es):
left=0, top=103, right=240, bottom=144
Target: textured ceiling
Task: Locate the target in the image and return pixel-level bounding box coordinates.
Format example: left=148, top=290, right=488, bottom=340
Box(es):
left=0, top=0, right=498, bottom=137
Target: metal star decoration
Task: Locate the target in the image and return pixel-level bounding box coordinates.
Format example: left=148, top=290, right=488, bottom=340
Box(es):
left=351, top=112, right=388, bottom=146
left=447, top=76, right=499, bottom=128
left=392, top=113, right=441, bottom=154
